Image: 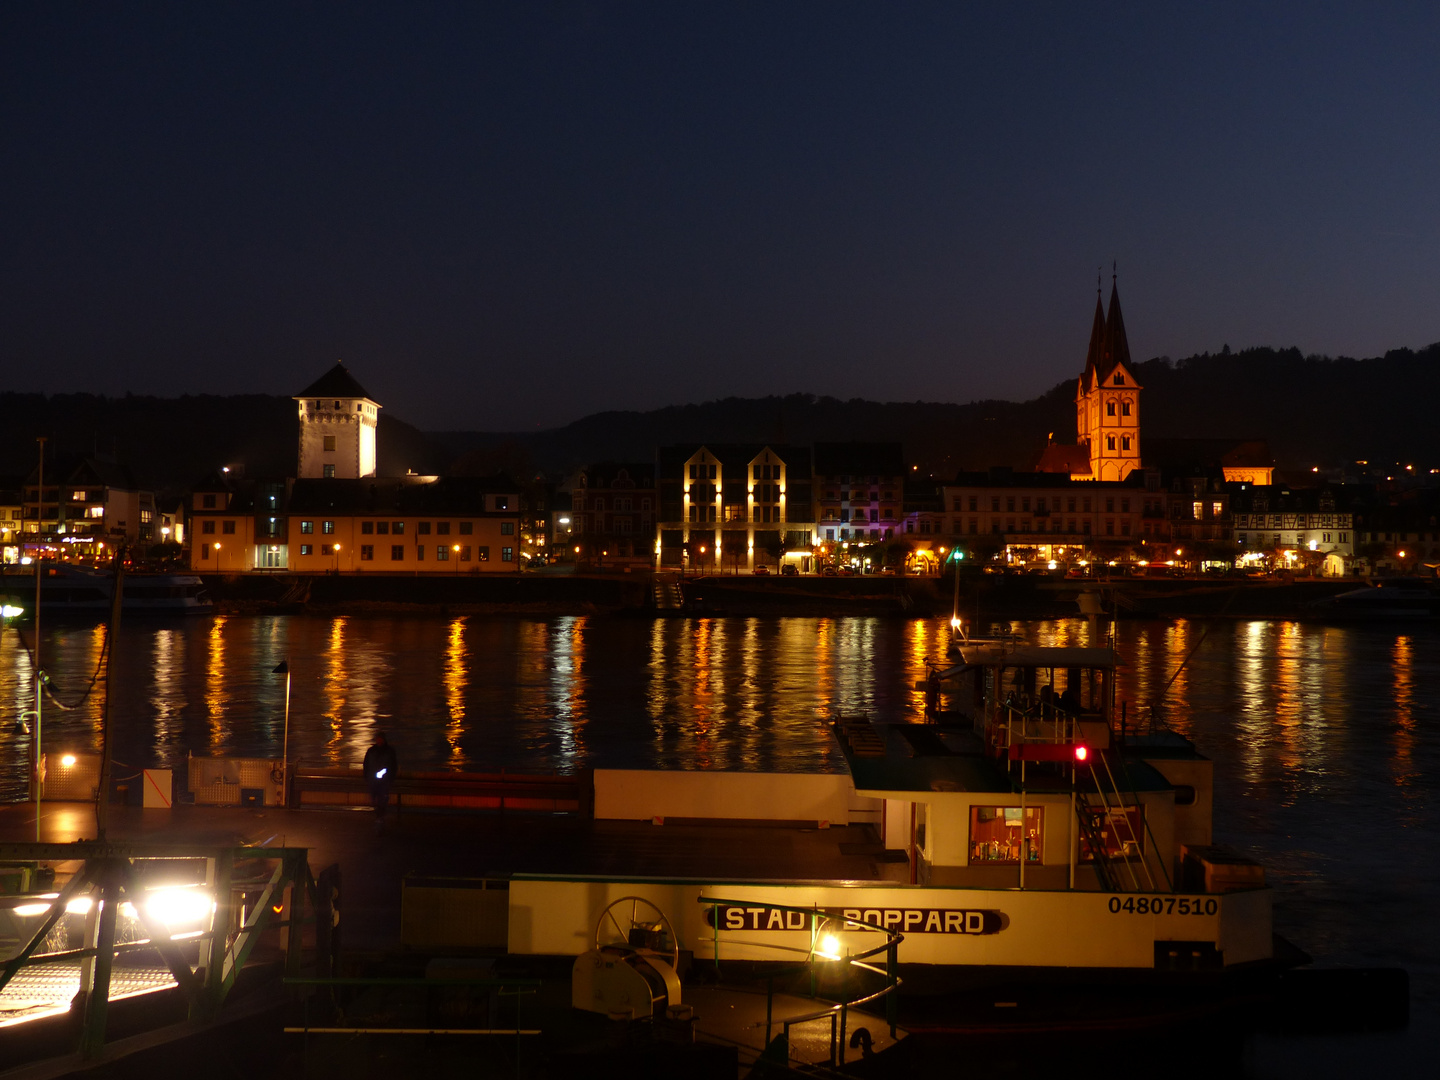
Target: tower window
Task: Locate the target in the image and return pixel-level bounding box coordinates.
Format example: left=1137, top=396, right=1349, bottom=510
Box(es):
left=1107, top=436, right=1116, bottom=450
left=323, top=464, right=335, bottom=478
left=1113, top=373, right=1125, bottom=385
left=1122, top=402, right=1131, bottom=417
left=1122, top=436, right=1132, bottom=450
left=1107, top=402, right=1116, bottom=417
left=323, top=436, right=336, bottom=452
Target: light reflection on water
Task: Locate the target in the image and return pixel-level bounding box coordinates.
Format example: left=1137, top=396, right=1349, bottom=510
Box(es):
left=1, top=613, right=1437, bottom=1004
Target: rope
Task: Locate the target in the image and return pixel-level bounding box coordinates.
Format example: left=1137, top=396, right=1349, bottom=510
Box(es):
left=7, top=623, right=111, bottom=711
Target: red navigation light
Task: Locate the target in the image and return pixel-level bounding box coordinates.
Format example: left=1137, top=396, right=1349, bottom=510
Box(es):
left=1074, top=745, right=1089, bottom=762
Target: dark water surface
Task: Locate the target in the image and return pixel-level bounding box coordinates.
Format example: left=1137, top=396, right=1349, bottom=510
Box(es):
left=2, top=613, right=1436, bottom=1073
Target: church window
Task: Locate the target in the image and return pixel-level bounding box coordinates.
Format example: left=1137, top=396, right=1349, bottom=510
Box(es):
left=1113, top=373, right=1125, bottom=385
left=1122, top=402, right=1131, bottom=417
left=1106, top=436, right=1116, bottom=451
left=1122, top=437, right=1131, bottom=451
left=1106, top=402, right=1116, bottom=417
left=323, top=436, right=336, bottom=452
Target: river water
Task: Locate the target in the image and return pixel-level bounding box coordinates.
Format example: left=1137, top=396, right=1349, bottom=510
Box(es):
left=1, top=613, right=1436, bottom=1072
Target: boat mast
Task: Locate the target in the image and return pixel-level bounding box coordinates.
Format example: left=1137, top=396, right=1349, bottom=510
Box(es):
left=32, top=437, right=45, bottom=837
left=96, top=544, right=125, bottom=840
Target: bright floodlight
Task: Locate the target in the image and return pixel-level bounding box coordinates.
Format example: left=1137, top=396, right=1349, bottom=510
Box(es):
left=61, top=754, right=77, bottom=767
left=145, top=887, right=214, bottom=928
left=817, top=933, right=843, bottom=961
left=1, top=605, right=23, bottom=618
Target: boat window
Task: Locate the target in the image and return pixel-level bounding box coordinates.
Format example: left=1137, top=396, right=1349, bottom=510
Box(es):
left=1173, top=785, right=1197, bottom=806
left=969, top=806, right=1043, bottom=864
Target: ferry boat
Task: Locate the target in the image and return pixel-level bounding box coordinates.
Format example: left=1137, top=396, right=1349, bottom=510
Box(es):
left=501, top=637, right=1276, bottom=990
left=1317, top=577, right=1440, bottom=620
left=0, top=564, right=212, bottom=615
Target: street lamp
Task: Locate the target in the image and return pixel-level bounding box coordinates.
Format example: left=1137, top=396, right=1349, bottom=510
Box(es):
left=332, top=543, right=341, bottom=574
left=453, top=544, right=460, bottom=574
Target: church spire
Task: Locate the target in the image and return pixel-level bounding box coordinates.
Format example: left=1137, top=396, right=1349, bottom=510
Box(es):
left=1081, top=291, right=1106, bottom=388
left=1102, top=273, right=1132, bottom=377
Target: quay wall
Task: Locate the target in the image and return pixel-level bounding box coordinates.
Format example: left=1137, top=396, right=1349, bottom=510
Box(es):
left=195, top=570, right=1366, bottom=619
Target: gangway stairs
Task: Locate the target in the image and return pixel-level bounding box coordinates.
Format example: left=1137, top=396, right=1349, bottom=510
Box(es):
left=653, top=577, right=685, bottom=610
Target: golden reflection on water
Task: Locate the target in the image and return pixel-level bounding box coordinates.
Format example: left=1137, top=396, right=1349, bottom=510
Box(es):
left=322, top=617, right=348, bottom=762
left=443, top=617, right=468, bottom=763
left=1392, top=635, right=1415, bottom=785
left=548, top=616, right=587, bottom=767
left=204, top=617, right=228, bottom=747
left=150, top=629, right=184, bottom=755
left=905, top=619, right=950, bottom=714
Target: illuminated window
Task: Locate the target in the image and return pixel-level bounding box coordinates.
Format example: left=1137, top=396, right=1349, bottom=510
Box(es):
left=322, top=521, right=334, bottom=534
left=323, top=465, right=335, bottom=478
left=970, top=806, right=1043, bottom=864
left=477, top=546, right=490, bottom=561
left=502, top=546, right=514, bottom=561
left=392, top=521, right=405, bottom=534
left=300, top=544, right=312, bottom=555
left=436, top=545, right=449, bottom=561
left=300, top=520, right=313, bottom=533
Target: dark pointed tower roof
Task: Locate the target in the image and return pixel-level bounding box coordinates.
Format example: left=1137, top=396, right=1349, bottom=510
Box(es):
left=1100, top=279, right=1133, bottom=378
left=1079, top=292, right=1106, bottom=391
left=295, top=362, right=377, bottom=402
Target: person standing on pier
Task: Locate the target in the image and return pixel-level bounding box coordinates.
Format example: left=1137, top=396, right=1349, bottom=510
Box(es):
left=363, top=731, right=399, bottom=830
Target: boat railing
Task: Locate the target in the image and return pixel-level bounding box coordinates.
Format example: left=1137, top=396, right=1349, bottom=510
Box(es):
left=697, top=895, right=902, bottom=1071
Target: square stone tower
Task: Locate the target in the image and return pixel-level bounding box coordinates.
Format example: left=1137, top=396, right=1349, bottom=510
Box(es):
left=294, top=363, right=381, bottom=479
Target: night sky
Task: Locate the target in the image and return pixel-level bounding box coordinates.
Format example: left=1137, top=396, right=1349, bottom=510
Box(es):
left=3, top=4, right=1438, bottom=431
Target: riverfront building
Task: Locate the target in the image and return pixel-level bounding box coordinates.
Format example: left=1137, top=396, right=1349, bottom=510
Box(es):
left=655, top=444, right=816, bottom=573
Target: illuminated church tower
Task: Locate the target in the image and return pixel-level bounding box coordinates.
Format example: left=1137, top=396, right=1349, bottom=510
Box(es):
left=1075, top=278, right=1142, bottom=481
left=294, top=363, right=381, bottom=479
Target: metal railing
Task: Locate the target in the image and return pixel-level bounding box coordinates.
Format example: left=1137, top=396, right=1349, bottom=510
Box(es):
left=697, top=896, right=903, bottom=1071
left=0, top=841, right=318, bottom=1059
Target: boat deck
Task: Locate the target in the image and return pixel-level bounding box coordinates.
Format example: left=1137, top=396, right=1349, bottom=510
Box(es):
left=0, top=802, right=894, bottom=952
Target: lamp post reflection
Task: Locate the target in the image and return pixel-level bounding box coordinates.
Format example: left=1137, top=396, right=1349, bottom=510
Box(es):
left=273, top=660, right=292, bottom=806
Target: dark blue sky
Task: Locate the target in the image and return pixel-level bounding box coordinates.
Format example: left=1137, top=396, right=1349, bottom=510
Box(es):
left=3, top=3, right=1438, bottom=430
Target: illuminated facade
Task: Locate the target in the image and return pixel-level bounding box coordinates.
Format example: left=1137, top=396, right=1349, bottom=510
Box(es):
left=813, top=443, right=905, bottom=543
left=656, top=444, right=815, bottom=572
left=295, top=363, right=381, bottom=480
left=1038, top=280, right=1142, bottom=482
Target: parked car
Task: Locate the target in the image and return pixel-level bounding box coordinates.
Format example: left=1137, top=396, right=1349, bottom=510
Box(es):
left=780, top=564, right=799, bottom=576
left=753, top=564, right=771, bottom=576
left=821, top=566, right=839, bottom=577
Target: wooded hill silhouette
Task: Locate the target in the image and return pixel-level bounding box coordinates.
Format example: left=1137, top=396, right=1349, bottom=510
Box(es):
left=2, top=342, right=1436, bottom=490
